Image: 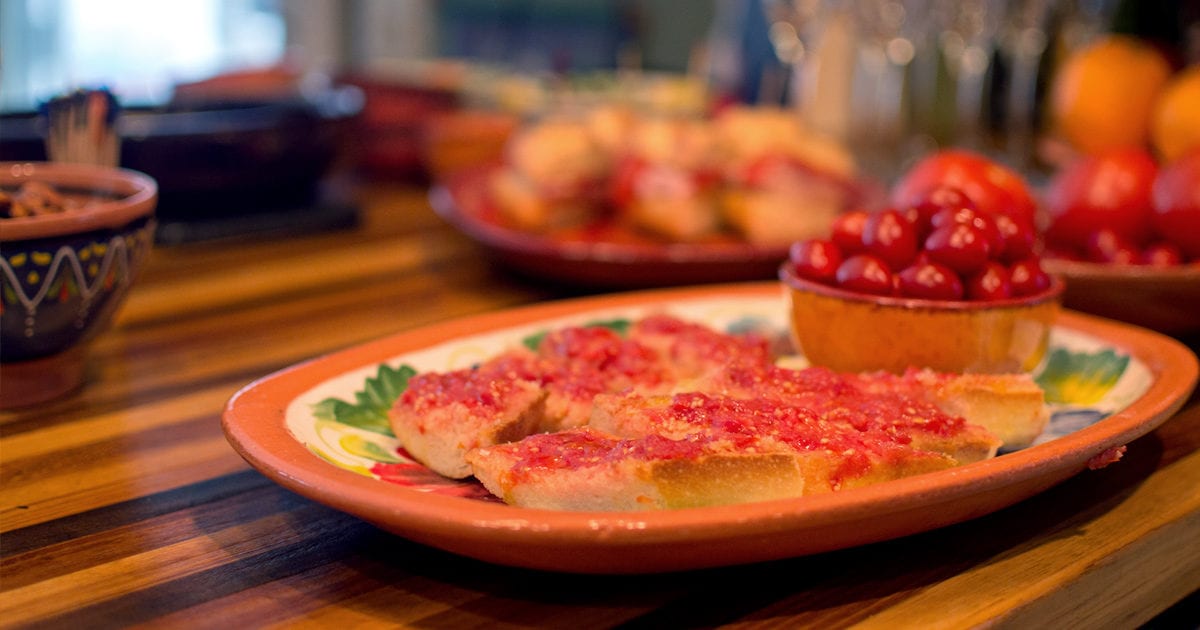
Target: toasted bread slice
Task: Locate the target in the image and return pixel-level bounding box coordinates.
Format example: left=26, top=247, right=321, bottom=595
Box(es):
left=720, top=188, right=840, bottom=246
left=624, top=195, right=720, bottom=241
left=592, top=391, right=963, bottom=488
left=488, top=168, right=597, bottom=232
left=627, top=314, right=772, bottom=385
left=390, top=352, right=548, bottom=479
left=701, top=364, right=1004, bottom=464
left=469, top=392, right=957, bottom=511
left=530, top=323, right=672, bottom=427
left=847, top=368, right=1049, bottom=450
left=467, top=427, right=811, bottom=510
left=390, top=324, right=671, bottom=477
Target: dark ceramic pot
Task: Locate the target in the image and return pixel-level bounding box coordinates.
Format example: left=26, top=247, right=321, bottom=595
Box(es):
left=1, top=161, right=157, bottom=407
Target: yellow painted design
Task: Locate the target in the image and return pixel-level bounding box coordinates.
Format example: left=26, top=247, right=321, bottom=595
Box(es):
left=339, top=434, right=402, bottom=463
left=306, top=444, right=375, bottom=477
left=32, top=251, right=52, bottom=265
left=1036, top=348, right=1130, bottom=405
left=26, top=271, right=39, bottom=284
left=9, top=253, right=26, bottom=266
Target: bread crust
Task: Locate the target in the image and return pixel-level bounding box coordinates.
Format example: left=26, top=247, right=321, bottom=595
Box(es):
left=468, top=435, right=812, bottom=511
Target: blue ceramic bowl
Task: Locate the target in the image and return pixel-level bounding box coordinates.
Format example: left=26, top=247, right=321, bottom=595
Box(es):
left=1, top=162, right=157, bottom=407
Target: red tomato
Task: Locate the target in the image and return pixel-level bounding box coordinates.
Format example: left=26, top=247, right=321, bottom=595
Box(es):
left=1141, top=242, right=1184, bottom=266
left=831, top=210, right=870, bottom=255
left=929, top=207, right=1004, bottom=258
left=862, top=209, right=919, bottom=270
left=1008, top=259, right=1052, bottom=296
left=788, top=239, right=843, bottom=283
left=1085, top=228, right=1140, bottom=264
left=965, top=262, right=1013, bottom=301
left=896, top=261, right=964, bottom=300
left=992, top=213, right=1037, bottom=263
left=1151, top=149, right=1200, bottom=259
left=891, top=150, right=1037, bottom=226
left=835, top=255, right=894, bottom=296
left=924, top=223, right=991, bottom=275
left=905, top=186, right=976, bottom=239
left=1044, top=148, right=1158, bottom=252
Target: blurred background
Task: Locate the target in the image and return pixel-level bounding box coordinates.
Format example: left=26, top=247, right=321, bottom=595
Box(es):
left=1, top=0, right=1197, bottom=240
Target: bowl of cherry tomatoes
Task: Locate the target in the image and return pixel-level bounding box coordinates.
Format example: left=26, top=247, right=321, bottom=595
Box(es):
left=1039, top=147, right=1200, bottom=334
left=780, top=150, right=1063, bottom=374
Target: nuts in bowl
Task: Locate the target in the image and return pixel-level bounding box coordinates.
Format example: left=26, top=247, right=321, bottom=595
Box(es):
left=1, top=162, right=158, bottom=408
left=780, top=150, right=1063, bottom=375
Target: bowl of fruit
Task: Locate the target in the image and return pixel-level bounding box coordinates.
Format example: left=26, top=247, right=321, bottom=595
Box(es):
left=1038, top=33, right=1200, bottom=334
left=1039, top=148, right=1200, bottom=334
left=780, top=150, right=1063, bottom=374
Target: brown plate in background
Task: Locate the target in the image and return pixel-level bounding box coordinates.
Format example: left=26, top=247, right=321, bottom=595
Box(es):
left=429, top=168, right=792, bottom=288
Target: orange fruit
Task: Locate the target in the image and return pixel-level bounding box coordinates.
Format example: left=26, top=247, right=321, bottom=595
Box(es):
left=1050, top=35, right=1172, bottom=155
left=1151, top=65, right=1200, bottom=162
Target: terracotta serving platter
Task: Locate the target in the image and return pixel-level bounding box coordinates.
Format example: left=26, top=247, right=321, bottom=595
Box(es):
left=1042, top=258, right=1200, bottom=335
left=428, top=168, right=793, bottom=288
left=222, top=283, right=1198, bottom=574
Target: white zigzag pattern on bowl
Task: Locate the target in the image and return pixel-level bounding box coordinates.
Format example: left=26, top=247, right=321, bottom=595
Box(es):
left=1, top=228, right=147, bottom=335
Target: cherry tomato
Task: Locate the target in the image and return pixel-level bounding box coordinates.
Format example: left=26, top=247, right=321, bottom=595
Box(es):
left=789, top=239, right=843, bottom=283
left=835, top=254, right=894, bottom=296
left=905, top=186, right=976, bottom=239
left=896, top=261, right=964, bottom=300
left=1141, top=242, right=1184, bottom=267
left=891, top=150, right=1037, bottom=227
left=1044, top=148, right=1157, bottom=252
left=1151, top=149, right=1200, bottom=259
left=965, top=262, right=1013, bottom=301
left=831, top=210, right=870, bottom=255
left=992, top=213, right=1037, bottom=263
left=1008, top=259, right=1052, bottom=296
left=929, top=206, right=1004, bottom=257
left=1085, top=229, right=1140, bottom=264
left=862, top=209, right=919, bottom=270
left=924, top=223, right=990, bottom=275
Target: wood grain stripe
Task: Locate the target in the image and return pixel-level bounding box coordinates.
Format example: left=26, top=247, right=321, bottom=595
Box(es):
left=2, top=418, right=247, bottom=532
left=0, top=500, right=371, bottom=626
left=0, top=469, right=270, bottom=560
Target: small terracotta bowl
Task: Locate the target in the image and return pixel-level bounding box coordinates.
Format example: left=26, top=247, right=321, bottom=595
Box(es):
left=1, top=162, right=157, bottom=408
left=779, top=263, right=1064, bottom=374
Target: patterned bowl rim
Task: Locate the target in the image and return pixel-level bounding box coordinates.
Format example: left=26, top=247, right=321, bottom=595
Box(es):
left=0, top=161, right=158, bottom=241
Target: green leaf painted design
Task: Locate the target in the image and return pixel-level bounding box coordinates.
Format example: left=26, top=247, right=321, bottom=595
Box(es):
left=1036, top=348, right=1130, bottom=405
left=312, top=363, right=415, bottom=436
left=521, top=318, right=632, bottom=350
left=339, top=433, right=402, bottom=463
